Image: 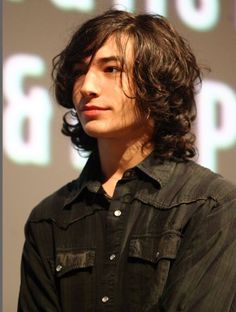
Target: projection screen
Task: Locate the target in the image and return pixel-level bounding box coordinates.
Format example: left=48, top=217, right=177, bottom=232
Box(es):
left=3, top=1, right=236, bottom=310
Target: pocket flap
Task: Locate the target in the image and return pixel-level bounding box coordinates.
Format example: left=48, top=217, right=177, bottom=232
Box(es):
left=56, top=249, right=95, bottom=277
left=129, top=232, right=181, bottom=264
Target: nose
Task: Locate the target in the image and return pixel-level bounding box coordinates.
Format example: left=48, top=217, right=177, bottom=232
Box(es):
left=79, top=69, right=100, bottom=98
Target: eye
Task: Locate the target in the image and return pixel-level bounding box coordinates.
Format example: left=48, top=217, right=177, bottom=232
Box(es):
left=72, top=63, right=88, bottom=78
left=104, top=66, right=121, bottom=73
left=73, top=66, right=88, bottom=77
left=72, top=70, right=84, bottom=78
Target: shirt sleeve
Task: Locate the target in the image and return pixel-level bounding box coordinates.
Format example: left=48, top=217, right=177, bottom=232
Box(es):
left=18, top=220, right=62, bottom=312
left=156, top=197, right=236, bottom=312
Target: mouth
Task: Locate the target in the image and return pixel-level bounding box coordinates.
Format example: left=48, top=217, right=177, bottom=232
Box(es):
left=81, top=105, right=108, bottom=112
left=80, top=105, right=110, bottom=117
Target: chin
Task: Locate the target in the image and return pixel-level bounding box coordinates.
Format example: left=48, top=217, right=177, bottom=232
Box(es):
left=83, top=127, right=110, bottom=138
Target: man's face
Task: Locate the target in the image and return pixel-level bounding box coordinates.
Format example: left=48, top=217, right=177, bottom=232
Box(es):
left=72, top=35, right=152, bottom=142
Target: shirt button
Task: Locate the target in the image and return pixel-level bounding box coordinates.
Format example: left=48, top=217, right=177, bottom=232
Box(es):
left=114, top=210, right=121, bottom=217
left=109, top=254, right=116, bottom=260
left=56, top=264, right=62, bottom=272
left=101, top=296, right=109, bottom=303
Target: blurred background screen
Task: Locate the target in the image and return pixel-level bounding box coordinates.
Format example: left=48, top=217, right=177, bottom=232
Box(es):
left=3, top=0, right=236, bottom=310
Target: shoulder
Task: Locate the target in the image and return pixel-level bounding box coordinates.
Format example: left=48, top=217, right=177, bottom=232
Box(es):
left=174, top=160, right=236, bottom=204
left=26, top=153, right=100, bottom=225
left=27, top=154, right=97, bottom=222
left=27, top=178, right=79, bottom=222
left=140, top=153, right=236, bottom=205
left=153, top=159, right=236, bottom=208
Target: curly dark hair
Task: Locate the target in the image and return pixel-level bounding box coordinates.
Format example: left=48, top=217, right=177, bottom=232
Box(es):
left=52, top=9, right=202, bottom=160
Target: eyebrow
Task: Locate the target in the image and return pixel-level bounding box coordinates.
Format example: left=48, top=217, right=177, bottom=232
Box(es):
left=95, top=56, right=122, bottom=65
left=79, top=56, right=122, bottom=66
left=74, top=56, right=123, bottom=72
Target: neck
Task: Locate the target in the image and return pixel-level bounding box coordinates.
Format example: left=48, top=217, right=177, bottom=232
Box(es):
left=96, top=120, right=154, bottom=197
left=98, top=136, right=154, bottom=182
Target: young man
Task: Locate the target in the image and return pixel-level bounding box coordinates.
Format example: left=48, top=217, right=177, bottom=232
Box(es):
left=18, top=10, right=236, bottom=312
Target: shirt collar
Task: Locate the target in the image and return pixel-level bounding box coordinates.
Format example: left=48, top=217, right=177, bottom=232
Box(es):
left=64, top=152, right=102, bottom=208
left=136, top=151, right=176, bottom=188
left=64, top=151, right=177, bottom=208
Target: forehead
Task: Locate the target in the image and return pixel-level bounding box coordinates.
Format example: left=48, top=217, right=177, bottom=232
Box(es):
left=84, top=35, right=134, bottom=65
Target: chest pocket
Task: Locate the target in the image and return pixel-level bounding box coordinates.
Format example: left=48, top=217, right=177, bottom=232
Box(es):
left=55, top=249, right=95, bottom=277
left=128, top=231, right=181, bottom=264
left=126, top=231, right=182, bottom=308
left=53, top=249, right=96, bottom=311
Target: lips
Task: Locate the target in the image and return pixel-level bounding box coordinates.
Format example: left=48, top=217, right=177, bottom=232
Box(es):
left=82, top=105, right=108, bottom=112
left=80, top=104, right=109, bottom=117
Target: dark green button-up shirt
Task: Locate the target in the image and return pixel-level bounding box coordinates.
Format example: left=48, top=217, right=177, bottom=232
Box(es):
left=18, top=152, right=236, bottom=311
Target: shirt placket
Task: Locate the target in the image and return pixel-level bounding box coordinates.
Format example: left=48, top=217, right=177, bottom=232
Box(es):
left=97, top=180, right=132, bottom=311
